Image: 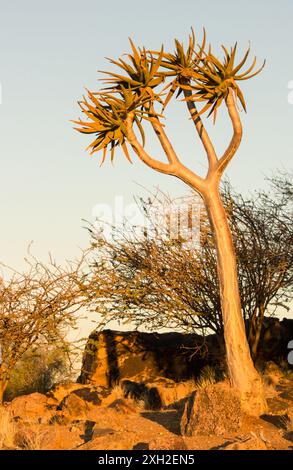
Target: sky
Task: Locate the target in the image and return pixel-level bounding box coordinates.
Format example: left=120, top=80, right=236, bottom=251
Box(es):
left=0, top=1, right=292, bottom=335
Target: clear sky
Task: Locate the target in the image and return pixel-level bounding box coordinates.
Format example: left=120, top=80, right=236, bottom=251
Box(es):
left=0, top=0, right=292, bottom=274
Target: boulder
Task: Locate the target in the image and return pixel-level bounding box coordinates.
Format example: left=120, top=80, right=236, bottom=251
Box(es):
left=48, top=382, right=111, bottom=408
left=78, top=329, right=218, bottom=387
left=181, top=382, right=242, bottom=436
left=69, top=387, right=103, bottom=406
left=46, top=382, right=89, bottom=405
left=7, top=392, right=53, bottom=424
left=59, top=393, right=89, bottom=420
left=57, top=386, right=113, bottom=420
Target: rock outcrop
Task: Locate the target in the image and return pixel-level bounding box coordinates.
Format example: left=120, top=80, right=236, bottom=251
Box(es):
left=78, top=318, right=293, bottom=389
left=77, top=329, right=221, bottom=387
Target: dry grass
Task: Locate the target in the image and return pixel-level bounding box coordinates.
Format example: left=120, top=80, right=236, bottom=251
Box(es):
left=101, top=380, right=196, bottom=411
left=101, top=384, right=146, bottom=412
left=282, top=408, right=293, bottom=432
left=108, top=384, right=126, bottom=400
left=196, top=366, right=217, bottom=389
left=263, top=377, right=279, bottom=399
left=0, top=407, right=51, bottom=450
left=0, top=407, right=15, bottom=449
left=100, top=384, right=126, bottom=406
left=15, top=428, right=51, bottom=450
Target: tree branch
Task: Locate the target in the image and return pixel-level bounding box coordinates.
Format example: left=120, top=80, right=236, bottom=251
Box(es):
left=183, top=83, right=218, bottom=172
left=125, top=113, right=205, bottom=193
left=125, top=114, right=176, bottom=175
left=216, top=89, right=243, bottom=177
left=148, top=104, right=180, bottom=166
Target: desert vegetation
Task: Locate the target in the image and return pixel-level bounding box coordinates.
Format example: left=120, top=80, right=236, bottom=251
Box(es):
left=4, top=343, right=72, bottom=402
left=0, top=28, right=292, bottom=452
left=0, top=251, right=90, bottom=403
left=86, top=173, right=293, bottom=361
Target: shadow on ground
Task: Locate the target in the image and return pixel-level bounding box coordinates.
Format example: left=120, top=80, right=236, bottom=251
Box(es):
left=141, top=410, right=182, bottom=435
left=260, top=414, right=288, bottom=429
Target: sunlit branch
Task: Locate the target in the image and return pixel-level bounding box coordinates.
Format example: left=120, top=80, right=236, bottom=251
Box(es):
left=216, top=89, right=243, bottom=177
left=183, top=84, right=218, bottom=173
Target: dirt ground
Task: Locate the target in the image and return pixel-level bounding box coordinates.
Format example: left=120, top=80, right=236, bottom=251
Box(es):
left=77, top=377, right=293, bottom=451
left=0, top=377, right=291, bottom=451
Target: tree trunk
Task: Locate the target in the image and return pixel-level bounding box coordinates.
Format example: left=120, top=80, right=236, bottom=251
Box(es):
left=0, top=379, right=8, bottom=405
left=0, top=365, right=9, bottom=405
left=204, top=187, right=266, bottom=415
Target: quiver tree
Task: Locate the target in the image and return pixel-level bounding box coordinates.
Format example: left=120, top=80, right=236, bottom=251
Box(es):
left=74, top=29, right=267, bottom=414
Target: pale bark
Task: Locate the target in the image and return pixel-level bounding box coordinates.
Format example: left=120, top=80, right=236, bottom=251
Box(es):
left=0, top=384, right=6, bottom=405
left=0, top=365, right=8, bottom=404
left=203, top=187, right=267, bottom=414
left=183, top=82, right=218, bottom=172
left=215, top=90, right=243, bottom=178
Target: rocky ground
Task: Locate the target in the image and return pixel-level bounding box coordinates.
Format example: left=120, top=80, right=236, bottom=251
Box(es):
left=0, top=363, right=292, bottom=451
